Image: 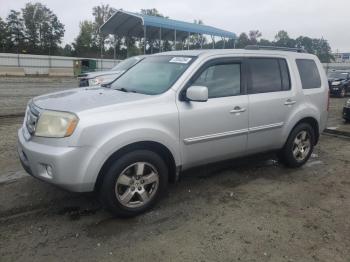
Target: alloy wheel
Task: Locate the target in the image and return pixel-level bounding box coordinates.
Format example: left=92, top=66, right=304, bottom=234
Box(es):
left=292, top=130, right=311, bottom=161
left=115, top=162, right=159, bottom=208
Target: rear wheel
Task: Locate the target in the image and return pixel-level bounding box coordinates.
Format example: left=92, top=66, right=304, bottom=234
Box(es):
left=99, top=150, right=168, bottom=217
left=278, top=123, right=315, bottom=168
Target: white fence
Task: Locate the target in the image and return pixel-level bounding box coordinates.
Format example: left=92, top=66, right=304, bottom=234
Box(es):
left=0, top=53, right=120, bottom=75
left=0, top=52, right=349, bottom=76
left=323, top=62, right=350, bottom=73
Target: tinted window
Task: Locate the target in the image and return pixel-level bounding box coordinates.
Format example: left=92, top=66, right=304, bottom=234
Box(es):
left=248, top=58, right=290, bottom=94
left=296, top=59, right=321, bottom=89
left=193, top=63, right=241, bottom=98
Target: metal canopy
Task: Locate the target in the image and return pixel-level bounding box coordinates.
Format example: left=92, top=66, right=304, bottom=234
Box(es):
left=100, top=10, right=237, bottom=40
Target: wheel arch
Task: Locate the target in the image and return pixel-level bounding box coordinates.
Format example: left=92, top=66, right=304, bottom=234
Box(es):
left=94, top=141, right=178, bottom=192
left=290, top=117, right=320, bottom=145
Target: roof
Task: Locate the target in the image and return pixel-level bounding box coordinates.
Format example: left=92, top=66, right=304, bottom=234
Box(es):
left=100, top=10, right=236, bottom=40
left=152, top=49, right=317, bottom=60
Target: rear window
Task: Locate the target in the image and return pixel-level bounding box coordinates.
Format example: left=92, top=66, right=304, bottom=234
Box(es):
left=296, top=59, right=321, bottom=89
left=248, top=58, right=291, bottom=94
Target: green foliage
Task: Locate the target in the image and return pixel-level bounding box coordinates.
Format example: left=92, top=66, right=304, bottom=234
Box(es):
left=1, top=3, right=64, bottom=55
left=234, top=29, right=334, bottom=63
left=5, top=10, right=25, bottom=53
left=72, top=20, right=99, bottom=57
left=22, top=2, right=65, bottom=54
left=0, top=17, right=7, bottom=52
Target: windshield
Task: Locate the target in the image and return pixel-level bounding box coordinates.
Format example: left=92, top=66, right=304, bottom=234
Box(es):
left=111, top=56, right=142, bottom=71
left=328, top=71, right=349, bottom=79
left=110, top=56, right=195, bottom=95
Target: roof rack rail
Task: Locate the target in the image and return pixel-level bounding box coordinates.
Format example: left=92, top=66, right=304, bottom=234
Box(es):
left=245, top=45, right=307, bottom=53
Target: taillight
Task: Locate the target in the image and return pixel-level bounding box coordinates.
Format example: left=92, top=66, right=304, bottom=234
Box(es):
left=327, top=89, right=330, bottom=111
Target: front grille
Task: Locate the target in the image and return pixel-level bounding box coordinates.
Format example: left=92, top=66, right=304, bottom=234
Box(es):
left=26, top=102, right=41, bottom=135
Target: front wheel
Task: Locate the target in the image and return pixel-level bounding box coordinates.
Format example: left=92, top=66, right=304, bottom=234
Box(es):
left=278, top=123, right=315, bottom=168
left=99, top=150, right=168, bottom=217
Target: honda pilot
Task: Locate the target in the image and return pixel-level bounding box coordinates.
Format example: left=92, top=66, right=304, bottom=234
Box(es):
left=18, top=49, right=329, bottom=217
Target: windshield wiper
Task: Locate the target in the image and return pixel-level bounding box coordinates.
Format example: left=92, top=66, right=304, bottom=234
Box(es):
left=114, top=87, right=129, bottom=92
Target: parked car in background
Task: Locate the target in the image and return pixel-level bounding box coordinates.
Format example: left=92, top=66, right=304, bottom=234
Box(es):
left=343, top=99, right=350, bottom=122
left=78, top=55, right=145, bottom=87
left=18, top=48, right=329, bottom=217
left=327, top=70, right=350, bottom=97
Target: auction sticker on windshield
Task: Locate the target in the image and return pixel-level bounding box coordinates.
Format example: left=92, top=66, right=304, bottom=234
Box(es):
left=169, top=57, right=192, bottom=64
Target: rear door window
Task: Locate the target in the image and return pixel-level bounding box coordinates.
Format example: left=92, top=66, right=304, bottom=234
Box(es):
left=296, top=59, right=321, bottom=89
left=247, top=58, right=290, bottom=94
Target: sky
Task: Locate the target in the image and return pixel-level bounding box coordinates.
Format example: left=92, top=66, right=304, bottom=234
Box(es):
left=0, top=0, right=349, bottom=52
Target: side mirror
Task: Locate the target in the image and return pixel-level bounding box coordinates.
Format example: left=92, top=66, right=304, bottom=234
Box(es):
left=186, top=86, right=208, bottom=102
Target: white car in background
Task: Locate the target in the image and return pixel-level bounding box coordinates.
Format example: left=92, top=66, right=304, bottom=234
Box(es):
left=78, top=55, right=145, bottom=87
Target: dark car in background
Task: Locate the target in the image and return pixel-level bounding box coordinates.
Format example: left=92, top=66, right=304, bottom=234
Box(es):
left=78, top=55, right=145, bottom=87
left=343, top=99, right=350, bottom=122
left=327, top=70, right=350, bottom=97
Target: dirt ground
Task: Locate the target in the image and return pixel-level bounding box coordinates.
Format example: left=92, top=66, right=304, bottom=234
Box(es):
left=0, top=77, right=350, bottom=262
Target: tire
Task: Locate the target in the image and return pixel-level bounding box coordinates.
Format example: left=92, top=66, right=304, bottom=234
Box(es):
left=99, top=150, right=168, bottom=217
left=278, top=123, right=315, bottom=168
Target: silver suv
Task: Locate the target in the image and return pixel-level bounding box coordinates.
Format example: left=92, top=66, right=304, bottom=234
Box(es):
left=18, top=49, right=329, bottom=217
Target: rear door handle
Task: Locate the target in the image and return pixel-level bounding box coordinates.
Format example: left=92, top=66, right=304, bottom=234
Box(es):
left=230, top=106, right=246, bottom=114
left=284, top=99, right=296, bottom=106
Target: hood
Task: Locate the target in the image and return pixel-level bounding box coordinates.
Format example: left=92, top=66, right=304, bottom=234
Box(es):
left=79, top=70, right=124, bottom=79
left=33, top=87, right=150, bottom=113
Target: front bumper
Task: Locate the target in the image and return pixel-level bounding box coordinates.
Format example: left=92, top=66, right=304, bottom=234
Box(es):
left=343, top=107, right=350, bottom=121
left=17, top=128, right=98, bottom=192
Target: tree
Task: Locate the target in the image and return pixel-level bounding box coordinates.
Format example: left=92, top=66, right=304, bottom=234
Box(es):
left=295, top=36, right=313, bottom=53
left=0, top=17, right=7, bottom=52
left=140, top=8, right=167, bottom=18
left=72, top=20, right=98, bottom=57
left=274, top=30, right=295, bottom=48
left=140, top=8, right=167, bottom=54
left=258, top=38, right=273, bottom=46
left=22, top=2, right=65, bottom=55
left=312, top=38, right=334, bottom=63
left=248, top=30, right=262, bottom=45
left=92, top=4, right=114, bottom=55
left=6, top=10, right=25, bottom=53
left=189, top=19, right=207, bottom=49
left=235, top=33, right=250, bottom=48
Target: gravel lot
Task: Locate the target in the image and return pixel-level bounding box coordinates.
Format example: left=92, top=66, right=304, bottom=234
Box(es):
left=0, top=77, right=350, bottom=262
left=0, top=76, right=77, bottom=116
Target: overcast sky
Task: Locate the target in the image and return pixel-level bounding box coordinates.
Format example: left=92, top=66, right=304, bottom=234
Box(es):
left=0, top=0, right=349, bottom=52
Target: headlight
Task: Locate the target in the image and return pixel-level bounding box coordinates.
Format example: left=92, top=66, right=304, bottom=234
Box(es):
left=332, top=81, right=341, bottom=86
left=88, top=77, right=103, bottom=86
left=35, top=111, right=79, bottom=138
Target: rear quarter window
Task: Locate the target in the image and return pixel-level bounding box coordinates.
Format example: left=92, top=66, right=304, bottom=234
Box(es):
left=296, top=59, right=321, bottom=89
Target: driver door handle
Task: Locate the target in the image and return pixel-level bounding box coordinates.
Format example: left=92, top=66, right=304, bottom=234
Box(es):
left=230, top=106, right=246, bottom=114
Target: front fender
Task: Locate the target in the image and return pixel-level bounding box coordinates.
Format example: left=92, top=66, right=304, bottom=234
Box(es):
left=80, top=125, right=180, bottom=189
